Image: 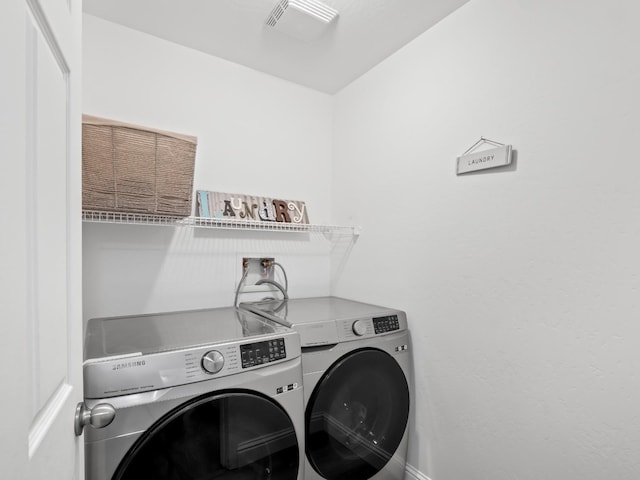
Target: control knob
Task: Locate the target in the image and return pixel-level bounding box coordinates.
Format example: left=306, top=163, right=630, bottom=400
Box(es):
left=352, top=320, right=367, bottom=336
left=202, top=350, right=225, bottom=374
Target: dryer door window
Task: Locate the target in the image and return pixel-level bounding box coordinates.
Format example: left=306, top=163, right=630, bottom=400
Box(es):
left=113, top=391, right=299, bottom=480
left=306, top=348, right=410, bottom=480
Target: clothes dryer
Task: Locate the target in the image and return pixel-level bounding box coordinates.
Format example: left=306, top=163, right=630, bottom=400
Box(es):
left=240, top=297, right=412, bottom=480
left=80, top=306, right=304, bottom=480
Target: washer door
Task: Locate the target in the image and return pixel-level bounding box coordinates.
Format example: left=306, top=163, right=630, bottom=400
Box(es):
left=114, top=391, right=299, bottom=480
left=306, top=348, right=410, bottom=480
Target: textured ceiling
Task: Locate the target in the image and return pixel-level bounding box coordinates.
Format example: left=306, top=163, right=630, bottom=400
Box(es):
left=83, top=0, right=469, bottom=94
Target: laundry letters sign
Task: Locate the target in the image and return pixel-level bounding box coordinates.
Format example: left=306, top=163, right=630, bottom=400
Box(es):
left=456, top=144, right=513, bottom=174
left=196, top=190, right=309, bottom=224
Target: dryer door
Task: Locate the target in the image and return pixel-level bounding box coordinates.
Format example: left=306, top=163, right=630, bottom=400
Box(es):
left=113, top=391, right=299, bottom=480
left=306, top=348, right=410, bottom=480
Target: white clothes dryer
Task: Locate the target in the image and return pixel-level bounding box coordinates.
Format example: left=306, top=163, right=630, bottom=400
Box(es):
left=240, top=297, right=412, bottom=480
left=80, top=306, right=304, bottom=480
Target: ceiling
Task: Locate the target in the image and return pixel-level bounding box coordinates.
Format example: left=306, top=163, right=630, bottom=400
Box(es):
left=82, top=0, right=469, bottom=94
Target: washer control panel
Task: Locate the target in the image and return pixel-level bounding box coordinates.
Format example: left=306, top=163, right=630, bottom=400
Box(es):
left=373, top=315, right=400, bottom=334
left=84, top=334, right=299, bottom=399
left=240, top=338, right=286, bottom=368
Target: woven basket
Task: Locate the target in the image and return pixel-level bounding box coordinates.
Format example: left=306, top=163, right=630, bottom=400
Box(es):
left=82, top=115, right=197, bottom=217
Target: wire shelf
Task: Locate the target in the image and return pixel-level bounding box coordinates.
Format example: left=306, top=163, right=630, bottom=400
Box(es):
left=82, top=210, right=360, bottom=236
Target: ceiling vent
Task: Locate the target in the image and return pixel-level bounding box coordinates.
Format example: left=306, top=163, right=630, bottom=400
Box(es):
left=266, top=0, right=339, bottom=42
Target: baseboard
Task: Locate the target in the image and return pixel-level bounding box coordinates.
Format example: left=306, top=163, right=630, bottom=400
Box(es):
left=405, top=463, right=432, bottom=480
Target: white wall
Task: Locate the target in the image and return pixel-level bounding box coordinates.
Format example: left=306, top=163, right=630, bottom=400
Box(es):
left=333, top=0, right=640, bottom=479
left=82, top=14, right=337, bottom=321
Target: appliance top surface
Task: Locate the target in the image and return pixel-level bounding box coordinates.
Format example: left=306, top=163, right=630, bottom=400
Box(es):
left=240, top=296, right=404, bottom=326
left=84, top=306, right=292, bottom=361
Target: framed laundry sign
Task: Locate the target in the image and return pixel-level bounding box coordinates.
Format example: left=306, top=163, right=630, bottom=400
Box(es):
left=196, top=190, right=309, bottom=224
left=456, top=137, right=513, bottom=174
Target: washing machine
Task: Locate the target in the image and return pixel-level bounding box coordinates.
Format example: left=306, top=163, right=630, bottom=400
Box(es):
left=240, top=297, right=412, bottom=480
left=79, top=306, right=305, bottom=480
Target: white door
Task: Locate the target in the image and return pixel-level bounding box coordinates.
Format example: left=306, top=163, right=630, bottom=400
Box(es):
left=0, top=0, right=83, bottom=478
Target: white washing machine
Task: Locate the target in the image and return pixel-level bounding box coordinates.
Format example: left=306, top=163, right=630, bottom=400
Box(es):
left=240, top=297, right=412, bottom=480
left=79, top=306, right=305, bottom=480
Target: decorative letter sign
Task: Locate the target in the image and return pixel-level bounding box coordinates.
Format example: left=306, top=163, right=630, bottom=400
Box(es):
left=196, top=191, right=309, bottom=225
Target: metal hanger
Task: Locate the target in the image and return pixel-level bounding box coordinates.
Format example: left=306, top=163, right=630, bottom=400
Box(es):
left=461, top=137, right=505, bottom=156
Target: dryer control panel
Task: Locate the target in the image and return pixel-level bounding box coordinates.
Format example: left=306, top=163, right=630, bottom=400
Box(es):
left=373, top=315, right=400, bottom=334
left=333, top=310, right=407, bottom=344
